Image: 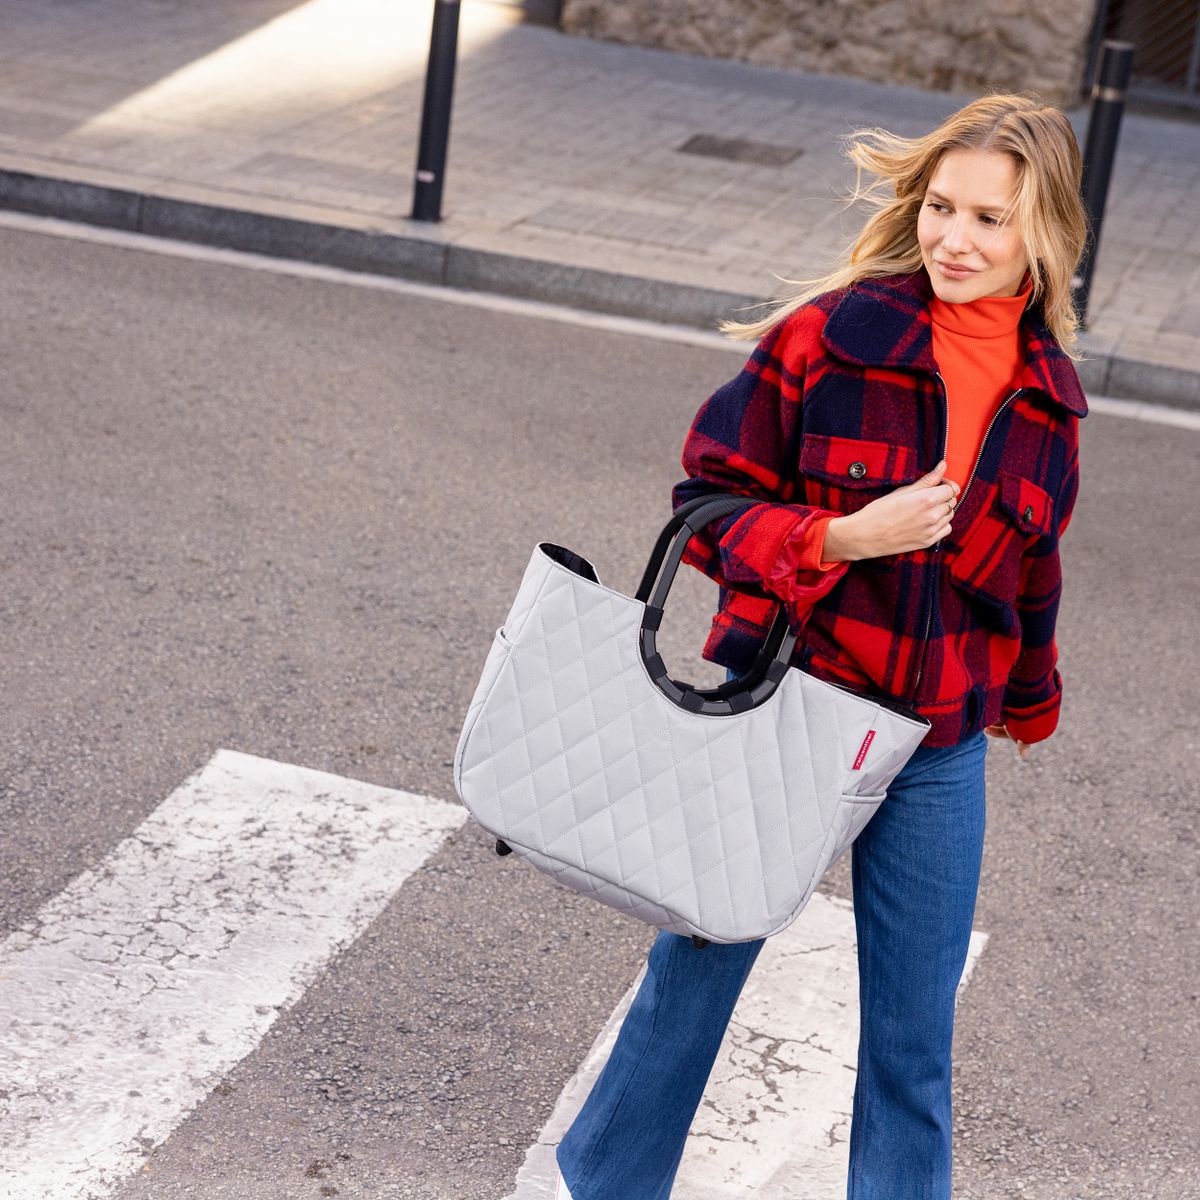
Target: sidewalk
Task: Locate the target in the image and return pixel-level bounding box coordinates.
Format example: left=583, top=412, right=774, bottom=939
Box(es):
left=1, top=0, right=1198, bottom=407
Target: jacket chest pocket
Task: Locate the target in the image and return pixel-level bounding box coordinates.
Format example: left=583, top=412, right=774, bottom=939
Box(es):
left=798, top=434, right=922, bottom=512
left=798, top=434, right=925, bottom=572
left=946, top=468, right=1055, bottom=622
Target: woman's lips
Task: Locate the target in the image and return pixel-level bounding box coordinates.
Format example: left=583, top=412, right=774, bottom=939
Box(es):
left=936, top=261, right=978, bottom=279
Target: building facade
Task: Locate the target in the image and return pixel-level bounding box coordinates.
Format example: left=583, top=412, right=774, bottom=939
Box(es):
left=560, top=0, right=1200, bottom=113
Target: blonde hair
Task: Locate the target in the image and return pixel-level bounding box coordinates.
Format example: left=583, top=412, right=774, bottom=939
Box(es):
left=719, top=91, right=1089, bottom=361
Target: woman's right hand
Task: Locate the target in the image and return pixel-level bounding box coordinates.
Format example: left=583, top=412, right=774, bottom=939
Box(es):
left=823, top=459, right=960, bottom=562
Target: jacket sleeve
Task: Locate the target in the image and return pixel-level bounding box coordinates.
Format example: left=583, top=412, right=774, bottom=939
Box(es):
left=670, top=308, right=851, bottom=636
left=1000, top=425, right=1081, bottom=743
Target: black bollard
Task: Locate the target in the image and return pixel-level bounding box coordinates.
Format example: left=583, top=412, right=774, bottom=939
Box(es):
left=1074, top=40, right=1135, bottom=329
left=411, top=0, right=462, bottom=223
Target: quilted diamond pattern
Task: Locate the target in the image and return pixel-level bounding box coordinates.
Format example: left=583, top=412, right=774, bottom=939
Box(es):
left=454, top=544, right=930, bottom=943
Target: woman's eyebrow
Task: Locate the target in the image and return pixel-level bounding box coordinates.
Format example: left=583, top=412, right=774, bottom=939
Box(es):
left=926, top=188, right=1010, bottom=213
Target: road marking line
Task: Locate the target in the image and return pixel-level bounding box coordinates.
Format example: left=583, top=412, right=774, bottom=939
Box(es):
left=1, top=207, right=1198, bottom=429
left=0, top=208, right=737, bottom=355
left=0, top=749, right=466, bottom=1200
left=506, top=892, right=987, bottom=1200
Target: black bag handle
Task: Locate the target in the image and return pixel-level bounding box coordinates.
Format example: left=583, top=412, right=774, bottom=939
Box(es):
left=635, top=493, right=801, bottom=715
left=635, top=491, right=926, bottom=724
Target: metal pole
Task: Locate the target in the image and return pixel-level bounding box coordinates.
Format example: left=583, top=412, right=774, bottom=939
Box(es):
left=1074, top=40, right=1134, bottom=329
left=1079, top=0, right=1113, bottom=106
left=411, top=0, right=461, bottom=223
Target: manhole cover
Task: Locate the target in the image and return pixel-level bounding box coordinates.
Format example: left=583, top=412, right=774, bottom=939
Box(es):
left=676, top=133, right=803, bottom=166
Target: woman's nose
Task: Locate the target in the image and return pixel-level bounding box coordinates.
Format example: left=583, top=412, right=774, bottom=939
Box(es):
left=940, top=217, right=974, bottom=254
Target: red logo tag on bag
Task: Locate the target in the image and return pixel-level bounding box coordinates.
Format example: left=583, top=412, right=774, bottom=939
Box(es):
left=852, top=729, right=875, bottom=770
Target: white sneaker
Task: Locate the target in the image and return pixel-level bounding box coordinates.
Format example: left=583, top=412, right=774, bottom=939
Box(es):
left=555, top=1166, right=574, bottom=1200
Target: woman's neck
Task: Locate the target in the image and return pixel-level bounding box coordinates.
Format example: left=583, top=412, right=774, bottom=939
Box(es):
left=929, top=269, right=1033, bottom=339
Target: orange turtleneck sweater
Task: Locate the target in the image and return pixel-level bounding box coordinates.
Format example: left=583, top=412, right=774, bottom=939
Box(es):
left=796, top=268, right=1035, bottom=569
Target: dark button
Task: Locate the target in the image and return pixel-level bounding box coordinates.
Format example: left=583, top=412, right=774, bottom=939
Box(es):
left=1023, top=504, right=1034, bottom=522
left=848, top=460, right=867, bottom=479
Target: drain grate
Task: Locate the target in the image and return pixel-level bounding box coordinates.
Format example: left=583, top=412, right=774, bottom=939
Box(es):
left=676, top=133, right=803, bottom=166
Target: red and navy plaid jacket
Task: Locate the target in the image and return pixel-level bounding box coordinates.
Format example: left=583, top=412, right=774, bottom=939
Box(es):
left=672, top=267, right=1086, bottom=747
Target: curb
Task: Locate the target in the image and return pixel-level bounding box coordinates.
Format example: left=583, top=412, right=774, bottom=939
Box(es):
left=3, top=166, right=1198, bottom=411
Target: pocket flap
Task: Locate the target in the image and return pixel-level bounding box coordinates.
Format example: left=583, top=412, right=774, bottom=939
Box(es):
left=799, top=435, right=920, bottom=488
left=997, top=470, right=1054, bottom=536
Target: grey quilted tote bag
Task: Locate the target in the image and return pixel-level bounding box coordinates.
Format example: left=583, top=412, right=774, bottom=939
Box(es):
left=453, top=494, right=932, bottom=948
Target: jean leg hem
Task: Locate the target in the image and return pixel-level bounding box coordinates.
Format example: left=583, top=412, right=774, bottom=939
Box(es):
left=571, top=933, right=679, bottom=1192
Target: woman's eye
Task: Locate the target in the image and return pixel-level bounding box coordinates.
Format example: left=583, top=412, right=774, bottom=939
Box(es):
left=926, top=201, right=999, bottom=225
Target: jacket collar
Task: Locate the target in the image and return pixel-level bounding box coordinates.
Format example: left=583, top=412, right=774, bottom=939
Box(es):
left=819, top=267, right=1089, bottom=417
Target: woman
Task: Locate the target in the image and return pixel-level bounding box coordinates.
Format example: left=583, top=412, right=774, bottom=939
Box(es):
left=554, top=92, right=1088, bottom=1200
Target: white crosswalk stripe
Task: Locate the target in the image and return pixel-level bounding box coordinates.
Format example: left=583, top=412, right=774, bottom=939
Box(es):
left=0, top=749, right=466, bottom=1200
left=506, top=893, right=988, bottom=1200
left=0, top=745, right=989, bottom=1200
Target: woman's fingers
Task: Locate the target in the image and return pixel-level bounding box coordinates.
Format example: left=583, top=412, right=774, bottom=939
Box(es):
left=984, top=723, right=1034, bottom=756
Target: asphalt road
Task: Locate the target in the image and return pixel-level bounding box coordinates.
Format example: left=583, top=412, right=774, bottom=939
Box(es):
left=1, top=219, right=1197, bottom=1200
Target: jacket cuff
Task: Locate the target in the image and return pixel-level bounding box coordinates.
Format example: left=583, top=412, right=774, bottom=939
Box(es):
left=717, top=506, right=849, bottom=636
left=1001, top=706, right=1060, bottom=744
left=1001, top=667, right=1063, bottom=743
left=719, top=506, right=843, bottom=583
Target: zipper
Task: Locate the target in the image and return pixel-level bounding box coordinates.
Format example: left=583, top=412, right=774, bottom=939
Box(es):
left=906, top=372, right=1024, bottom=705
left=951, top=382, right=1025, bottom=516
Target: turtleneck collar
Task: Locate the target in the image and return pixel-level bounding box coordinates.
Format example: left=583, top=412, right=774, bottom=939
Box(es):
left=929, top=268, right=1033, bottom=339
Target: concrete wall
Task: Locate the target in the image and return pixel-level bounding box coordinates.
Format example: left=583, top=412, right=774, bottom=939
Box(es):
left=561, top=0, right=1097, bottom=107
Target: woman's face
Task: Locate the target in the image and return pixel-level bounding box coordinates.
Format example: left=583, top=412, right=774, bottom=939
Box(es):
left=917, top=148, right=1030, bottom=301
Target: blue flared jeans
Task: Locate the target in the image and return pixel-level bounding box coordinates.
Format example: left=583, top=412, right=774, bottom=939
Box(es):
left=556, top=669, right=989, bottom=1200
